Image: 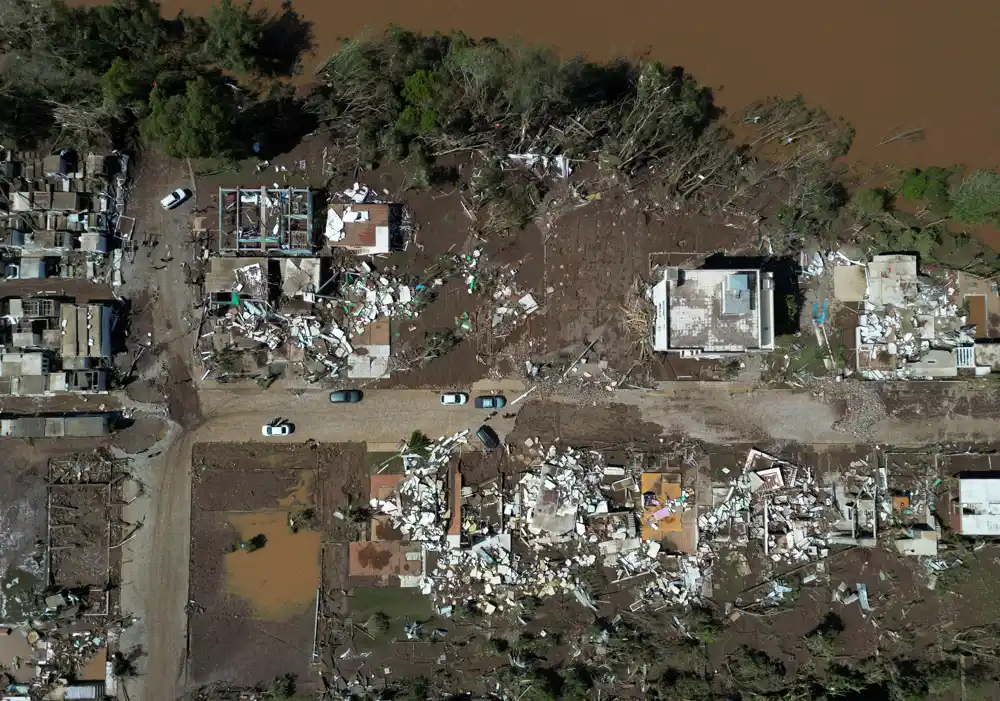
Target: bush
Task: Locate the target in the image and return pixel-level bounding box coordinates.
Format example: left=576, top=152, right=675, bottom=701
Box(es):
left=364, top=611, right=391, bottom=636
left=952, top=169, right=1000, bottom=225
left=266, top=675, right=295, bottom=700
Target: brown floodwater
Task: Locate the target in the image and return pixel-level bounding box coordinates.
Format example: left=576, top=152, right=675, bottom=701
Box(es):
left=224, top=511, right=321, bottom=620
left=126, top=0, right=1000, bottom=168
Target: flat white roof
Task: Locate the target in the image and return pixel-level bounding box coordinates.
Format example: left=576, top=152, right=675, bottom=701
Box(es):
left=663, top=269, right=763, bottom=352
left=866, top=254, right=918, bottom=308
left=959, top=477, right=1000, bottom=535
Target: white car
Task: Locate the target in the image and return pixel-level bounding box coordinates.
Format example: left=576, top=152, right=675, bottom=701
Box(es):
left=261, top=422, right=293, bottom=437
left=440, top=392, right=469, bottom=405
left=160, top=188, right=191, bottom=210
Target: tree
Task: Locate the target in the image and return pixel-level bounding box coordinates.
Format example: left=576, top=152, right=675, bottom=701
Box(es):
left=952, top=169, right=1000, bottom=225
left=240, top=533, right=266, bottom=551
left=851, top=187, right=890, bottom=218
left=406, top=430, right=432, bottom=455
left=265, top=674, right=295, bottom=700
left=204, top=0, right=266, bottom=74
left=101, top=57, right=150, bottom=115
left=364, top=611, right=391, bottom=636
left=900, top=166, right=953, bottom=215
left=396, top=69, right=443, bottom=135
left=140, top=76, right=239, bottom=158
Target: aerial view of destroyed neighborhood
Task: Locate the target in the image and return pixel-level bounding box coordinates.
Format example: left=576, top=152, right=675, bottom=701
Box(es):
left=5, top=2, right=1000, bottom=701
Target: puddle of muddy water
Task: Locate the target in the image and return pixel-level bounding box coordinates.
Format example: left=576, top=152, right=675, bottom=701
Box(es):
left=224, top=511, right=321, bottom=621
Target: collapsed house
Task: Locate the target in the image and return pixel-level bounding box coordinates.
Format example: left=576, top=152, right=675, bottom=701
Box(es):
left=825, top=253, right=1000, bottom=379
left=325, top=203, right=392, bottom=256
left=323, top=183, right=397, bottom=256
left=651, top=267, right=776, bottom=357
left=0, top=414, right=111, bottom=437
left=200, top=257, right=415, bottom=381
left=359, top=434, right=700, bottom=615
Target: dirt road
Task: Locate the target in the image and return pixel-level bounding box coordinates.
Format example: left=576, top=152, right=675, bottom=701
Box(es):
left=117, top=152, right=203, bottom=701
left=196, top=386, right=524, bottom=445
left=612, top=381, right=1000, bottom=445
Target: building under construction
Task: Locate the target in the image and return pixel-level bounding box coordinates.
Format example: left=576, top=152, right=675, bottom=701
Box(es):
left=217, top=186, right=315, bottom=255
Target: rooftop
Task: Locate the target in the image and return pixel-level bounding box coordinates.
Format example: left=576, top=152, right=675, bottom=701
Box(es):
left=866, top=254, right=919, bottom=308
left=325, top=203, right=391, bottom=253
left=956, top=474, right=1000, bottom=535
left=653, top=268, right=774, bottom=353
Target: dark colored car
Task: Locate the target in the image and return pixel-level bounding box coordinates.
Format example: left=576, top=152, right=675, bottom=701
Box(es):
left=329, top=389, right=363, bottom=403
left=476, top=425, right=501, bottom=451
left=474, top=395, right=507, bottom=410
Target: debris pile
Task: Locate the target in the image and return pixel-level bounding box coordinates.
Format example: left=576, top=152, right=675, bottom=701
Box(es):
left=697, top=449, right=892, bottom=609
left=367, top=435, right=701, bottom=614
left=341, top=264, right=423, bottom=335
left=850, top=254, right=976, bottom=380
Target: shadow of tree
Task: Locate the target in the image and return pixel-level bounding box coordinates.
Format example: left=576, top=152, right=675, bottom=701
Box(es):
left=257, top=0, right=314, bottom=77
left=238, top=85, right=318, bottom=159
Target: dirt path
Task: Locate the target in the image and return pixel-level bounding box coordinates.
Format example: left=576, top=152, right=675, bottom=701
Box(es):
left=117, top=152, right=204, bottom=701
left=612, top=382, right=1000, bottom=445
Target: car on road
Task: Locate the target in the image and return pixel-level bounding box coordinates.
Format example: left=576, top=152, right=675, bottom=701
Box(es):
left=262, top=421, right=293, bottom=437
left=474, top=395, right=506, bottom=410
left=160, top=188, right=191, bottom=210
left=329, top=389, right=363, bottom=403
left=476, top=425, right=501, bottom=451
left=440, top=392, right=469, bottom=405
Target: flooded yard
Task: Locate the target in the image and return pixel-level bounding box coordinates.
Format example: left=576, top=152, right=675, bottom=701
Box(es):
left=225, top=511, right=321, bottom=621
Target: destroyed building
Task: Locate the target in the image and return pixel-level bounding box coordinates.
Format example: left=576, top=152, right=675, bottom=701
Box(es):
left=325, top=203, right=392, bottom=255
left=200, top=256, right=405, bottom=382
left=0, top=414, right=111, bottom=437
left=362, top=434, right=701, bottom=616
left=217, top=187, right=315, bottom=255
left=827, top=253, right=985, bottom=379
left=349, top=474, right=428, bottom=588
left=322, top=182, right=398, bottom=255
left=652, top=267, right=776, bottom=356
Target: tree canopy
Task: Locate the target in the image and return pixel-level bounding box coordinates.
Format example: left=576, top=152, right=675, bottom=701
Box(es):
left=952, top=169, right=1000, bottom=226
left=140, top=77, right=239, bottom=158
left=203, top=0, right=266, bottom=74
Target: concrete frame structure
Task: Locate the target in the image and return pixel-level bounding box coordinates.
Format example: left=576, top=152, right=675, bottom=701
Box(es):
left=218, top=187, right=314, bottom=255
left=652, top=267, right=775, bottom=356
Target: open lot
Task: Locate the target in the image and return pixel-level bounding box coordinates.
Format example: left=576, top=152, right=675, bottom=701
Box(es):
left=188, top=441, right=367, bottom=688
left=48, top=484, right=112, bottom=590
left=0, top=439, right=114, bottom=618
